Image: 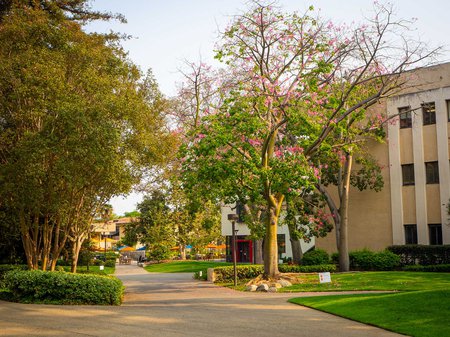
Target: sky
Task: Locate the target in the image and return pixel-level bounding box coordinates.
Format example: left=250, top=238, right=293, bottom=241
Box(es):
left=85, top=0, right=450, bottom=215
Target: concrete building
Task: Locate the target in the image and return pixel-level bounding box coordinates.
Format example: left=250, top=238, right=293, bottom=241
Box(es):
left=221, top=63, right=450, bottom=258
left=317, top=62, right=450, bottom=252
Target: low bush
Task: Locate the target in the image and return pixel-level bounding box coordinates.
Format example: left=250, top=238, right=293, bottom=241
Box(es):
left=279, top=264, right=336, bottom=273
left=388, top=245, right=450, bottom=266
left=402, top=264, right=450, bottom=272
left=4, top=270, right=123, bottom=305
left=301, top=249, right=330, bottom=266
left=213, top=265, right=263, bottom=282
left=148, top=243, right=171, bottom=262
left=104, top=260, right=116, bottom=268
left=0, top=265, right=27, bottom=288
left=349, top=249, right=400, bottom=271
left=213, top=264, right=336, bottom=282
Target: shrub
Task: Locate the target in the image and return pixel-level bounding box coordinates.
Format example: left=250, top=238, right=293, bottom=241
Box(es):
left=402, top=264, right=450, bottom=272
left=104, top=260, right=116, bottom=268
left=213, top=265, right=264, bottom=282
left=148, top=244, right=171, bottom=262
left=388, top=245, right=450, bottom=266
left=4, top=270, right=123, bottom=305
left=279, top=264, right=336, bottom=273
left=0, top=265, right=27, bottom=288
left=301, top=249, right=330, bottom=266
left=213, top=264, right=337, bottom=282
left=349, top=249, right=400, bottom=271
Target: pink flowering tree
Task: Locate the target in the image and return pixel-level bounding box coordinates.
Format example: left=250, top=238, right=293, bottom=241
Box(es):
left=181, top=1, right=438, bottom=277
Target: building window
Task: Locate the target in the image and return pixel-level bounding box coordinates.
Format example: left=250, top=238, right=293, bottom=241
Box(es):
left=277, top=234, right=286, bottom=254
left=399, top=106, right=412, bottom=128
left=404, top=224, right=418, bottom=244
left=447, top=100, right=450, bottom=122
left=428, top=224, right=443, bottom=245
left=425, top=161, right=439, bottom=184
left=422, top=102, right=436, bottom=125
left=402, top=164, right=415, bottom=185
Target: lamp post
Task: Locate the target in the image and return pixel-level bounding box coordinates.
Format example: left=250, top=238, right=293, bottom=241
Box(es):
left=103, top=231, right=107, bottom=263
left=228, top=213, right=239, bottom=287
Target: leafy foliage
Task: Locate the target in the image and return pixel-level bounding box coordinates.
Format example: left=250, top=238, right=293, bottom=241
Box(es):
left=332, top=249, right=400, bottom=271
left=388, top=245, right=450, bottom=266
left=0, top=4, right=173, bottom=270
left=4, top=269, right=123, bottom=305
left=213, top=264, right=336, bottom=282
left=301, top=249, right=330, bottom=266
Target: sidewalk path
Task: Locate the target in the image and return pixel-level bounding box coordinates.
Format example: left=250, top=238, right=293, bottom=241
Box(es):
left=0, top=264, right=404, bottom=337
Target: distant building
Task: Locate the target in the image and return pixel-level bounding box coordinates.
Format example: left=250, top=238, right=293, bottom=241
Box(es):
left=318, top=62, right=450, bottom=252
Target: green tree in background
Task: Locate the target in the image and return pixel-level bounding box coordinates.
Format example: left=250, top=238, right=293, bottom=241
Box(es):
left=0, top=1, right=174, bottom=272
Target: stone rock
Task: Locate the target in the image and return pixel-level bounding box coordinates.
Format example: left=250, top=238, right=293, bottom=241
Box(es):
left=268, top=286, right=278, bottom=293
left=245, top=285, right=258, bottom=292
left=256, top=284, right=269, bottom=292
left=278, top=279, right=292, bottom=287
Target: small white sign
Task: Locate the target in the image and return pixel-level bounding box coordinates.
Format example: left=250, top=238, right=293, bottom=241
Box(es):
left=99, top=265, right=104, bottom=271
left=319, top=272, right=331, bottom=283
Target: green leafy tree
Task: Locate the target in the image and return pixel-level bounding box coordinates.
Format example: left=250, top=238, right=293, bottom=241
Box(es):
left=181, top=2, right=436, bottom=278
left=0, top=3, right=174, bottom=272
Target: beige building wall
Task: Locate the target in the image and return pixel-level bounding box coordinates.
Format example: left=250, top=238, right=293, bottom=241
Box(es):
left=318, top=62, right=450, bottom=253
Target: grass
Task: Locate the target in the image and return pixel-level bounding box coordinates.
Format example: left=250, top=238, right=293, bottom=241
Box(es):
left=280, top=271, right=450, bottom=292
left=290, top=290, right=450, bottom=337
left=144, top=260, right=232, bottom=273
left=287, top=272, right=450, bottom=337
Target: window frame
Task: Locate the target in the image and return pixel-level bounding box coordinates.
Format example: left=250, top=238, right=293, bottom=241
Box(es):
left=401, top=164, right=415, bottom=186
left=446, top=100, right=450, bottom=122
left=404, top=224, right=418, bottom=244
left=428, top=224, right=443, bottom=245
left=398, top=106, right=412, bottom=129
left=422, top=102, right=436, bottom=125
left=425, top=161, right=440, bottom=184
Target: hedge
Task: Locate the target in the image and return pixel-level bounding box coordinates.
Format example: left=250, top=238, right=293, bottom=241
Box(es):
left=279, top=264, right=336, bottom=273
left=301, top=249, right=330, bottom=266
left=4, top=270, right=123, bottom=305
left=402, top=264, right=450, bottom=272
left=213, top=264, right=336, bottom=282
left=350, top=249, right=400, bottom=271
left=0, top=265, right=27, bottom=288
left=388, top=245, right=450, bottom=266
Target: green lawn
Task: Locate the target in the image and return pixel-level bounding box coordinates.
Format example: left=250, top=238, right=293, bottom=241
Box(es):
left=144, top=261, right=232, bottom=273
left=280, top=271, right=450, bottom=292
left=288, top=272, right=450, bottom=337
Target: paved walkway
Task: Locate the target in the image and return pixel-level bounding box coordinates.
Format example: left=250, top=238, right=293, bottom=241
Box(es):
left=0, top=265, right=404, bottom=337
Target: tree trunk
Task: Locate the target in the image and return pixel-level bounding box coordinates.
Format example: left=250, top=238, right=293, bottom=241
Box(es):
left=290, top=238, right=303, bottom=264
left=338, top=153, right=352, bottom=272
left=179, top=245, right=186, bottom=260
left=254, top=239, right=263, bottom=264
left=70, top=237, right=84, bottom=273
left=263, top=214, right=278, bottom=278
left=316, top=183, right=341, bottom=251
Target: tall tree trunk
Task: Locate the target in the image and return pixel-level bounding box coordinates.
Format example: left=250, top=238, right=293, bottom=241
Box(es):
left=263, top=213, right=279, bottom=278
left=70, top=237, right=84, bottom=273
left=254, top=239, right=263, bottom=264
left=179, top=245, right=186, bottom=260
left=338, top=153, right=352, bottom=272
left=289, top=238, right=303, bottom=264
left=263, top=194, right=284, bottom=278
left=316, top=183, right=341, bottom=251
